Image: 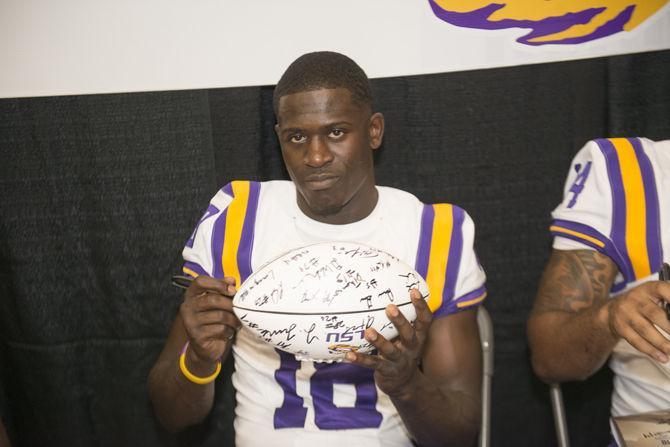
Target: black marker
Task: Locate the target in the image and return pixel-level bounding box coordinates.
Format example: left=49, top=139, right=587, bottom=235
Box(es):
left=659, top=263, right=670, bottom=321
left=171, top=275, right=194, bottom=290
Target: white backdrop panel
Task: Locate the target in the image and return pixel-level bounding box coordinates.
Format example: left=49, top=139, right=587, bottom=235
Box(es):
left=1, top=0, right=669, bottom=98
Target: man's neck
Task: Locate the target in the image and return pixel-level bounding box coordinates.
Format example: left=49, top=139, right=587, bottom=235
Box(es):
left=297, top=185, right=379, bottom=225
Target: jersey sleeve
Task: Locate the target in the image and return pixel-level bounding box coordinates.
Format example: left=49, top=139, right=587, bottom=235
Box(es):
left=415, top=203, right=487, bottom=318
left=181, top=180, right=261, bottom=287
left=550, top=138, right=663, bottom=291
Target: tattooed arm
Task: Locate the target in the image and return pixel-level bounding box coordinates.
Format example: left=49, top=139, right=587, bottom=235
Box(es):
left=528, top=249, right=617, bottom=382
left=528, top=249, right=670, bottom=383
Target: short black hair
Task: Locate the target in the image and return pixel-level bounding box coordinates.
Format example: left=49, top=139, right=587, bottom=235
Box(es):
left=273, top=51, right=373, bottom=115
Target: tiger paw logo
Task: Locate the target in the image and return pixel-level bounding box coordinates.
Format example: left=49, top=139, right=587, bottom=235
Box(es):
left=429, top=0, right=669, bottom=45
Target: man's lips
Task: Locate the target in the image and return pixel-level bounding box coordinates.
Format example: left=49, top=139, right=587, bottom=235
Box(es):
left=304, top=175, right=340, bottom=190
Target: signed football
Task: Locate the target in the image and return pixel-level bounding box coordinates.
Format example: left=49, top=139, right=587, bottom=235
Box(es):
left=232, top=241, right=429, bottom=362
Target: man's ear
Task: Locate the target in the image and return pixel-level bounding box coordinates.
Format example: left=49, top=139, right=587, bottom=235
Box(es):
left=274, top=123, right=280, bottom=137
left=369, top=112, right=385, bottom=150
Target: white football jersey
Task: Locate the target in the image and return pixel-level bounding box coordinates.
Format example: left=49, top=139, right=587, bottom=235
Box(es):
left=551, top=137, right=670, bottom=417
left=182, top=180, right=487, bottom=446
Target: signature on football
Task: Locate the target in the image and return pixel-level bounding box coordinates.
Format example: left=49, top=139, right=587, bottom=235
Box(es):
left=254, top=284, right=284, bottom=307
left=333, top=244, right=381, bottom=259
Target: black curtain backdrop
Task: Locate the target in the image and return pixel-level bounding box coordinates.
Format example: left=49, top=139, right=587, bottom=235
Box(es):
left=1, top=49, right=669, bottom=447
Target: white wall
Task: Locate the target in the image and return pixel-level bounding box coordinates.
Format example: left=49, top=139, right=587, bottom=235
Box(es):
left=1, top=0, right=669, bottom=98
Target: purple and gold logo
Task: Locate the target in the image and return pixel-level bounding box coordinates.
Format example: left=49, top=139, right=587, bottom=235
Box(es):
left=429, top=0, right=669, bottom=45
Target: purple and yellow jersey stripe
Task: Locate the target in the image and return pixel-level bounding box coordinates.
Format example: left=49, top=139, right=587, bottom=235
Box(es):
left=205, top=181, right=260, bottom=287
left=551, top=137, right=662, bottom=289
left=182, top=261, right=209, bottom=279
left=454, top=286, right=487, bottom=313
left=549, top=219, right=629, bottom=292
left=415, top=203, right=486, bottom=317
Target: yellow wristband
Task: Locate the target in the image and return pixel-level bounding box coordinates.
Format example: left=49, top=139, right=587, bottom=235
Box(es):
left=179, top=341, right=221, bottom=385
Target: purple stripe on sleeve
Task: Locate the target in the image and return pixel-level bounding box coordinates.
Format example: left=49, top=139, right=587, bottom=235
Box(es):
left=237, top=181, right=260, bottom=283
left=551, top=219, right=634, bottom=293
left=222, top=183, right=234, bottom=197
left=550, top=225, right=608, bottom=253
left=551, top=219, right=628, bottom=275
left=595, top=139, right=635, bottom=282
left=459, top=285, right=487, bottom=303
left=183, top=261, right=209, bottom=278
left=211, top=210, right=228, bottom=279
left=436, top=300, right=459, bottom=317
left=414, top=204, right=434, bottom=279
left=629, top=137, right=663, bottom=273
left=551, top=219, right=609, bottom=247
left=434, top=285, right=487, bottom=318
left=443, top=206, right=465, bottom=304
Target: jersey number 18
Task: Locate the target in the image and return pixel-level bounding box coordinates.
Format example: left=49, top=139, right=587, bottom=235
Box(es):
left=273, top=350, right=383, bottom=430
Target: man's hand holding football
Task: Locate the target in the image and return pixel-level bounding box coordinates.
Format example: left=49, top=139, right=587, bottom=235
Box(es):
left=346, top=288, right=432, bottom=397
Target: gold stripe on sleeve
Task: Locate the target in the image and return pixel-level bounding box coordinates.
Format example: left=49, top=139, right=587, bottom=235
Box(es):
left=221, top=181, right=250, bottom=288
left=425, top=204, right=453, bottom=312
left=457, top=291, right=487, bottom=309
left=549, top=226, right=606, bottom=248
left=610, top=138, right=651, bottom=279
left=182, top=267, right=200, bottom=279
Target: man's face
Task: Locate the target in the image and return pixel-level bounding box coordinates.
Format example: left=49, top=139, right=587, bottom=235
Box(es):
left=275, top=88, right=384, bottom=224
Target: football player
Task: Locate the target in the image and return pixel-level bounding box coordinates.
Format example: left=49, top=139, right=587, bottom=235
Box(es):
left=148, top=51, right=487, bottom=447
left=528, top=138, right=670, bottom=434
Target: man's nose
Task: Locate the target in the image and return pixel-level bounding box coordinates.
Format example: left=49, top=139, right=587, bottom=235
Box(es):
left=305, top=137, right=334, bottom=167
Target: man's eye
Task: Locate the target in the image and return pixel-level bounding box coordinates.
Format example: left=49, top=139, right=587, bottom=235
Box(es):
left=290, top=134, right=306, bottom=143
left=329, top=129, right=344, bottom=138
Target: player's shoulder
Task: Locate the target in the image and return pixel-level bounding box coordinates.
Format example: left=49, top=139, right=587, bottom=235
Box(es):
left=567, top=138, right=618, bottom=170
left=377, top=186, right=476, bottom=236
left=551, top=138, right=666, bottom=277
left=559, top=137, right=662, bottom=192
left=640, top=137, right=670, bottom=166
left=638, top=136, right=670, bottom=151
left=376, top=185, right=422, bottom=207
left=571, top=137, right=668, bottom=190
left=423, top=200, right=475, bottom=229
left=209, top=180, right=293, bottom=205
left=377, top=185, right=471, bottom=215
left=571, top=136, right=666, bottom=164
left=259, top=180, right=294, bottom=194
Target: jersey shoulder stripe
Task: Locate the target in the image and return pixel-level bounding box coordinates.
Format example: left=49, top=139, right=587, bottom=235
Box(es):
left=596, top=137, right=662, bottom=282
left=551, top=137, right=662, bottom=290
left=219, top=180, right=260, bottom=286
left=183, top=261, right=209, bottom=279
left=416, top=203, right=486, bottom=315
left=549, top=218, right=629, bottom=292
left=451, top=285, right=487, bottom=313
left=182, top=194, right=230, bottom=279
left=416, top=203, right=454, bottom=313
left=201, top=180, right=261, bottom=285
